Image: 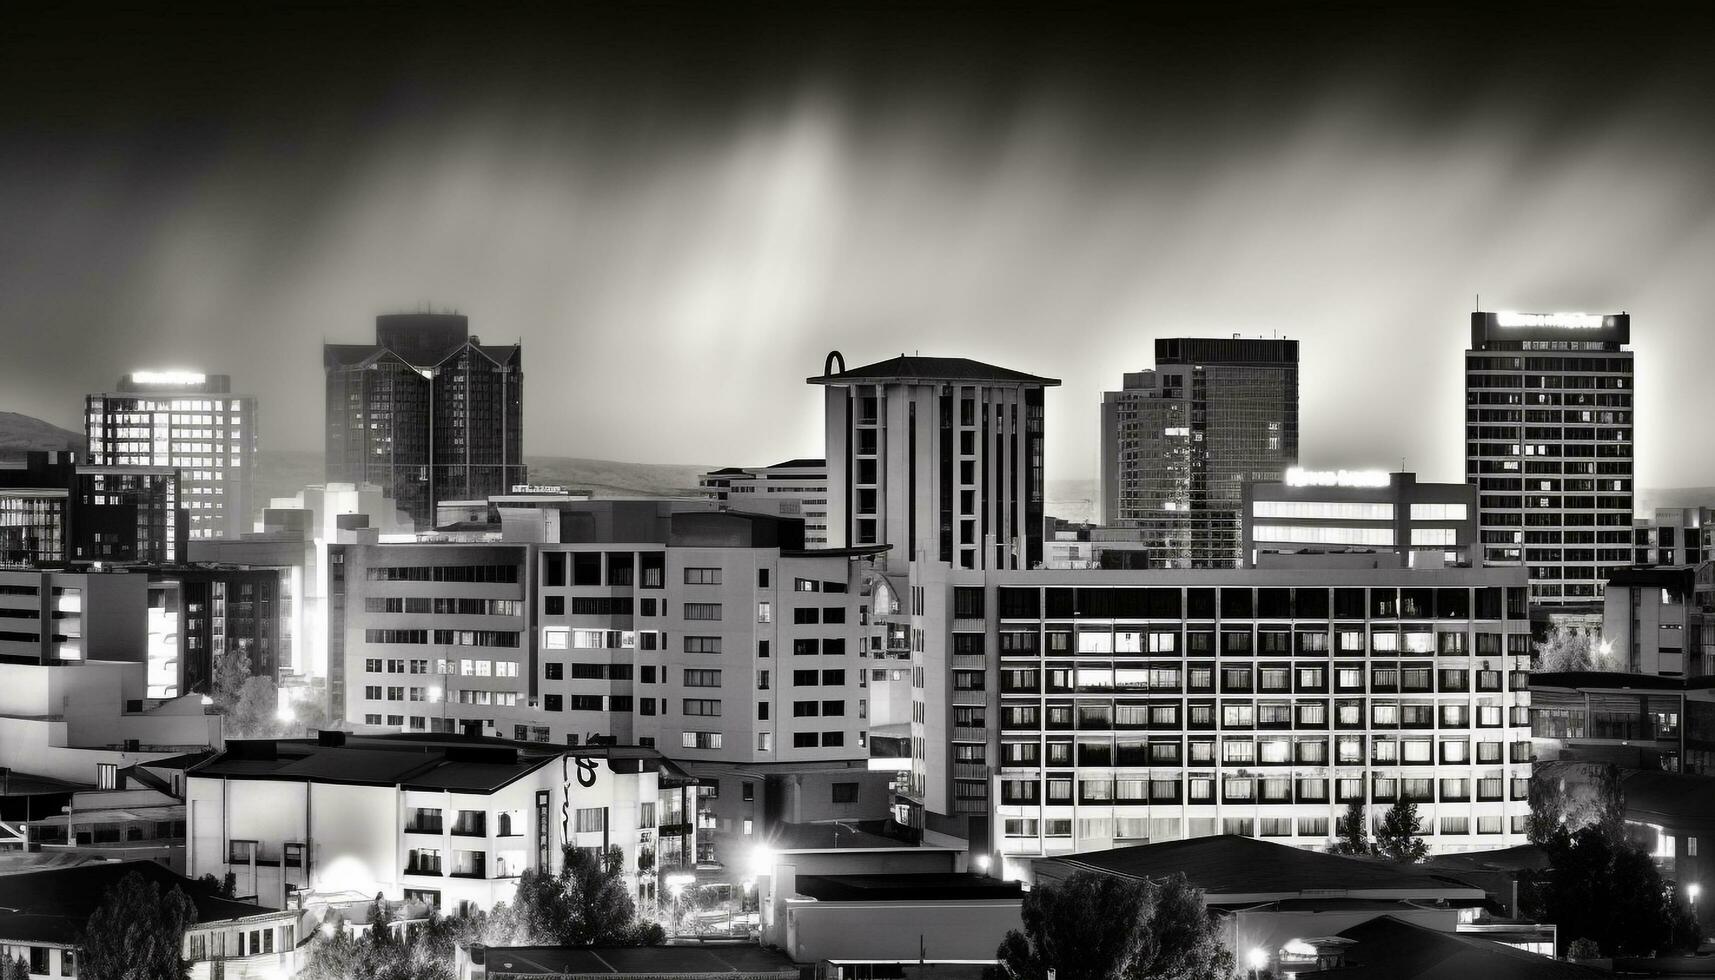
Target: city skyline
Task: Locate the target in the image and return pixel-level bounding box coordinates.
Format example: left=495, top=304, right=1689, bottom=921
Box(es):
left=5, top=4, right=1715, bottom=490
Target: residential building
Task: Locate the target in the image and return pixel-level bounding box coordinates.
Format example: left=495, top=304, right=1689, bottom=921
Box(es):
left=760, top=871, right=1023, bottom=966
left=677, top=760, right=894, bottom=870
left=0, top=451, right=186, bottom=566
left=325, top=313, right=524, bottom=529
left=1465, top=311, right=1633, bottom=605
left=701, top=459, right=830, bottom=547
left=460, top=945, right=798, bottom=980
left=809, top=352, right=1056, bottom=572
left=85, top=371, right=257, bottom=540
left=1601, top=564, right=1713, bottom=677
left=0, top=860, right=301, bottom=980
left=905, top=563, right=1536, bottom=868
left=1633, top=507, right=1714, bottom=568
left=0, top=566, right=148, bottom=667
left=1241, top=469, right=1478, bottom=569
left=2, top=767, right=193, bottom=873
left=332, top=500, right=884, bottom=765
left=185, top=732, right=687, bottom=915
left=1102, top=338, right=1299, bottom=568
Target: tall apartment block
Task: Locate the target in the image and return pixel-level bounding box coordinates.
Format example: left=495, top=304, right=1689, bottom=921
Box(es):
left=325, top=313, right=524, bottom=530
left=810, top=353, right=1056, bottom=572
left=86, top=371, right=257, bottom=539
left=906, top=563, right=1536, bottom=871
left=1102, top=338, right=1299, bottom=569
left=0, top=451, right=185, bottom=566
left=1466, top=312, right=1633, bottom=604
left=700, top=459, right=830, bottom=547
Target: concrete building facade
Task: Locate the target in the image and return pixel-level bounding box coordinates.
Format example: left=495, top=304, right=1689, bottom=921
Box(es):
left=701, top=459, right=831, bottom=548
left=1466, top=311, right=1633, bottom=605
left=86, top=371, right=257, bottom=540
left=1241, top=469, right=1478, bottom=569
left=810, top=353, right=1056, bottom=572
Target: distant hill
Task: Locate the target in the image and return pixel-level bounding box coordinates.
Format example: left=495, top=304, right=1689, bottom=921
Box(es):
left=251, top=450, right=711, bottom=507
left=0, top=412, right=83, bottom=456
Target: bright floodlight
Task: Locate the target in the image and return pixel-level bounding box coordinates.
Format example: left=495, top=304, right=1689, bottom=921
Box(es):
left=666, top=873, right=694, bottom=897
left=275, top=701, right=295, bottom=722
left=1691, top=883, right=1702, bottom=903
left=751, top=844, right=776, bottom=878
left=1247, top=948, right=1268, bottom=970
left=975, top=854, right=992, bottom=873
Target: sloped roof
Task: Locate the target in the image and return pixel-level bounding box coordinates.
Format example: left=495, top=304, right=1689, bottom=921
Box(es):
left=808, top=354, right=1059, bottom=386
left=1035, top=835, right=1483, bottom=902
left=1301, top=915, right=1607, bottom=979
left=0, top=860, right=282, bottom=945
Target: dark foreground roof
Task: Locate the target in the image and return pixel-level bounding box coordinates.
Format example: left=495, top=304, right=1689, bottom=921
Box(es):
left=1036, top=835, right=1482, bottom=901
left=0, top=860, right=278, bottom=945
left=808, top=355, right=1060, bottom=387
left=1623, top=769, right=1715, bottom=827
left=1300, top=915, right=1607, bottom=979
left=477, top=945, right=797, bottom=977
left=794, top=873, right=1021, bottom=903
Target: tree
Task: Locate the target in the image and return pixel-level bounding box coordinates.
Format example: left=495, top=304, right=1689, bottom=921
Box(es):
left=1522, top=769, right=1703, bottom=957
left=507, top=845, right=657, bottom=946
left=196, top=872, right=236, bottom=898
left=992, top=872, right=1230, bottom=980
left=80, top=871, right=198, bottom=980
left=1534, top=626, right=1617, bottom=672
left=1, top=957, right=29, bottom=980
left=1373, top=800, right=1428, bottom=863
left=211, top=650, right=253, bottom=716
left=1332, top=800, right=1372, bottom=856
left=232, top=674, right=281, bottom=738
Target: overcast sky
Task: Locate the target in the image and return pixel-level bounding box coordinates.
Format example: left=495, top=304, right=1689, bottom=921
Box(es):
left=4, top=2, right=1715, bottom=486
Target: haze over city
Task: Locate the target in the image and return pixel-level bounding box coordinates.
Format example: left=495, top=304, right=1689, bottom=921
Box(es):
left=6, top=3, right=1715, bottom=489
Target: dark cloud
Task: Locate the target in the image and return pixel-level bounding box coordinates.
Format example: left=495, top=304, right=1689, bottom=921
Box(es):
left=3, top=2, right=1714, bottom=487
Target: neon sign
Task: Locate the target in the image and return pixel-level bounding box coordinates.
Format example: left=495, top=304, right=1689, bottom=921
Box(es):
left=1495, top=312, right=1609, bottom=330
left=129, top=370, right=207, bottom=386
left=1285, top=467, right=1391, bottom=488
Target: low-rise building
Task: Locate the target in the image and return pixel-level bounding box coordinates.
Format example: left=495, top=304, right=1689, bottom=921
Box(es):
left=1242, top=469, right=1478, bottom=569
left=0, top=860, right=300, bottom=980
left=1632, top=508, right=1714, bottom=569
left=185, top=732, right=692, bottom=915
left=1601, top=564, right=1712, bottom=677
left=0, top=451, right=186, bottom=566
left=700, top=459, right=830, bottom=548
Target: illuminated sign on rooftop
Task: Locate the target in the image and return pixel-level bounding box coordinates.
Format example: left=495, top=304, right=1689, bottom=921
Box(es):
left=1285, top=467, right=1391, bottom=488
left=128, top=370, right=207, bottom=386
left=1495, top=312, right=1612, bottom=330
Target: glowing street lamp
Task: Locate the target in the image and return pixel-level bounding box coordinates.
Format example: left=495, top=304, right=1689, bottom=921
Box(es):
left=1247, top=948, right=1268, bottom=979
left=1690, top=883, right=1702, bottom=905
left=975, top=854, right=992, bottom=875
left=750, top=844, right=776, bottom=879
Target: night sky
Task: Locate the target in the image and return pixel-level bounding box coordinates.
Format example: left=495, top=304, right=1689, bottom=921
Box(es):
left=5, top=2, right=1715, bottom=487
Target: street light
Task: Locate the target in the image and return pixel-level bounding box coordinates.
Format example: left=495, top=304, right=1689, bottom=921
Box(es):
left=1247, top=947, right=1268, bottom=979
left=975, top=854, right=992, bottom=875
left=1690, top=883, right=1702, bottom=905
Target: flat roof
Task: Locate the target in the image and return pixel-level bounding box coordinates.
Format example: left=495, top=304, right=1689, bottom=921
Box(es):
left=1036, top=836, right=1483, bottom=903
left=793, top=873, right=1021, bottom=903
left=478, top=945, right=797, bottom=977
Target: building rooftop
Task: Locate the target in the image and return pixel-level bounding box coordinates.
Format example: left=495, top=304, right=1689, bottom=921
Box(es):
left=476, top=944, right=798, bottom=977
left=1529, top=671, right=1715, bottom=692
left=1035, top=836, right=1484, bottom=905
left=808, top=354, right=1060, bottom=387
left=190, top=733, right=686, bottom=791
left=1300, top=914, right=1607, bottom=979
left=1622, top=769, right=1715, bottom=829
left=0, top=860, right=282, bottom=945
left=792, top=873, right=1022, bottom=903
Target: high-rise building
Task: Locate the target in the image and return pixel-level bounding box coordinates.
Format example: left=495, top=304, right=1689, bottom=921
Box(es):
left=324, top=313, right=524, bottom=530
left=700, top=459, right=830, bottom=547
left=1102, top=338, right=1299, bottom=569
left=86, top=371, right=257, bottom=539
left=0, top=451, right=186, bottom=566
left=1465, top=312, right=1633, bottom=604
left=906, top=563, right=1536, bottom=870
left=810, top=352, right=1057, bottom=572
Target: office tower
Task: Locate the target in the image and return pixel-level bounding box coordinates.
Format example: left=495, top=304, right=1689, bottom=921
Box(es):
left=810, top=352, right=1057, bottom=571
left=1241, top=468, right=1478, bottom=568
left=700, top=459, right=830, bottom=547
left=1466, top=312, right=1633, bottom=604
left=0, top=451, right=186, bottom=566
left=907, top=563, right=1535, bottom=870
left=324, top=313, right=524, bottom=530
left=1102, top=338, right=1299, bottom=569
left=86, top=371, right=257, bottom=540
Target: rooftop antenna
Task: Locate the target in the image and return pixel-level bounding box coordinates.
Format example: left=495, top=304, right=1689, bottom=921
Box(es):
left=1476, top=293, right=1480, bottom=312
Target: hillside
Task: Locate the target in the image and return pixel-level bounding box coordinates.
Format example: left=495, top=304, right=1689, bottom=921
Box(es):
left=0, top=412, right=84, bottom=456
left=252, top=450, right=710, bottom=506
